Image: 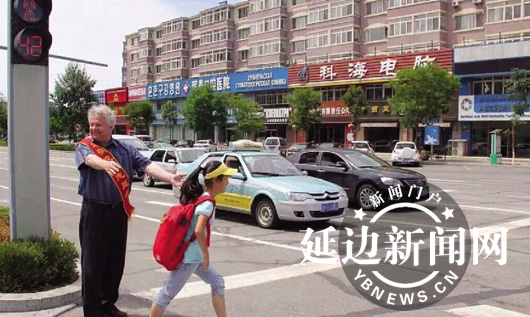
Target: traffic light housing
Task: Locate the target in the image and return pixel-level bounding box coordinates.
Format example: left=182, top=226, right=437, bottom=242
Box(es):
left=10, top=0, right=52, bottom=66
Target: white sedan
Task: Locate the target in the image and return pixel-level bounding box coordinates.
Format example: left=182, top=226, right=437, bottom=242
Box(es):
left=391, top=142, right=421, bottom=167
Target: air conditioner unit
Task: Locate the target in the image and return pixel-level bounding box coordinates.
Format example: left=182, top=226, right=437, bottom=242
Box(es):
left=452, top=0, right=459, bottom=7
left=472, top=0, right=482, bottom=4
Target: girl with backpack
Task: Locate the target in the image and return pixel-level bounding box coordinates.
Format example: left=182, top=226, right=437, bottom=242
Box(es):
left=150, top=160, right=236, bottom=317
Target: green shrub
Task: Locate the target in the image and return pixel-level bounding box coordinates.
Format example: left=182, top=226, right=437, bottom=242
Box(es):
left=49, top=144, right=76, bottom=151
left=0, top=235, right=79, bottom=293
left=0, top=140, right=6, bottom=146
left=0, top=206, right=9, bottom=219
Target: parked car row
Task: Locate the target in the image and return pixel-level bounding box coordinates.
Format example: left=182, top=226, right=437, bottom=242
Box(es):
left=153, top=140, right=429, bottom=230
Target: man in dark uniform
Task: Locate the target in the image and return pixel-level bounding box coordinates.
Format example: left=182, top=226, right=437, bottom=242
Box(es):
left=75, top=105, right=185, bottom=317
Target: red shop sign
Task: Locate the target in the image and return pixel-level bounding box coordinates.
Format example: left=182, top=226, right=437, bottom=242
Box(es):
left=289, top=49, right=453, bottom=86
left=105, top=87, right=129, bottom=104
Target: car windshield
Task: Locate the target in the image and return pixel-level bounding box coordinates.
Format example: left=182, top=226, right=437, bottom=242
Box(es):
left=177, top=141, right=188, bottom=145
left=396, top=143, right=415, bottom=150
left=179, top=149, right=205, bottom=163
left=354, top=143, right=368, bottom=148
left=265, top=139, right=279, bottom=145
left=343, top=151, right=388, bottom=168
left=118, top=139, right=149, bottom=151
left=243, top=155, right=301, bottom=177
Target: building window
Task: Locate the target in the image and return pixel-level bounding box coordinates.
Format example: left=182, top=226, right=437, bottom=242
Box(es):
left=131, top=37, right=139, bottom=45
left=330, top=1, right=353, bottom=19
left=292, top=39, right=307, bottom=53
left=455, top=13, right=484, bottom=30
left=162, top=39, right=187, bottom=53
left=238, top=49, right=249, bottom=61
left=365, top=27, right=387, bottom=42
left=200, top=49, right=233, bottom=65
left=389, top=0, right=413, bottom=8
left=414, top=13, right=444, bottom=33
left=161, top=58, right=187, bottom=71
left=331, top=27, right=354, bottom=45
left=238, top=28, right=250, bottom=40
left=249, top=16, right=285, bottom=35
left=131, top=69, right=140, bottom=78
left=155, top=30, right=163, bottom=39
left=249, top=40, right=286, bottom=57
left=192, top=39, right=200, bottom=49
left=293, top=0, right=307, bottom=5
left=473, top=76, right=507, bottom=95
left=365, top=85, right=393, bottom=100
left=256, top=92, right=287, bottom=105
left=308, top=31, right=328, bottom=48
left=488, top=1, right=522, bottom=22
left=239, top=7, right=249, bottom=19
left=308, top=7, right=328, bottom=24
left=526, top=0, right=530, bottom=16
left=367, top=0, right=388, bottom=15
left=250, top=0, right=286, bottom=13
left=192, top=19, right=200, bottom=30
left=191, top=58, right=200, bottom=68
left=319, top=87, right=347, bottom=101
left=389, top=16, right=412, bottom=36
left=292, top=16, right=307, bottom=29
left=155, top=65, right=162, bottom=74
left=200, top=28, right=232, bottom=45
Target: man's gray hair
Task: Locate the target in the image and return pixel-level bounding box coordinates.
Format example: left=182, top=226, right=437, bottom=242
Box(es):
left=87, top=104, right=116, bottom=127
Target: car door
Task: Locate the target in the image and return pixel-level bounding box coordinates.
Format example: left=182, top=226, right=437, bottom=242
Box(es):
left=162, top=150, right=178, bottom=173
left=294, top=151, right=321, bottom=177
left=216, top=155, right=252, bottom=213
left=317, top=152, right=352, bottom=191
left=149, top=150, right=166, bottom=180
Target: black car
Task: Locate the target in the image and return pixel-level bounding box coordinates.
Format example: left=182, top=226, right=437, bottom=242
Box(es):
left=287, top=149, right=429, bottom=210
left=175, top=140, right=195, bottom=148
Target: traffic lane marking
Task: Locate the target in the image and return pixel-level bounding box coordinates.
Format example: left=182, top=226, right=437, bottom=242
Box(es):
left=447, top=304, right=530, bottom=317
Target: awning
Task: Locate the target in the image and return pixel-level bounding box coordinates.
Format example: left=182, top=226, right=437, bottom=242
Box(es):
left=361, top=122, right=398, bottom=128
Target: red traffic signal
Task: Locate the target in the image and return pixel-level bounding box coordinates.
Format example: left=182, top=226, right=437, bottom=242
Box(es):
left=10, top=0, right=52, bottom=66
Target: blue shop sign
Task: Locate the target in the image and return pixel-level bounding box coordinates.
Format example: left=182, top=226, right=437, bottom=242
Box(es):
left=147, top=68, right=288, bottom=100
left=458, top=94, right=530, bottom=121
left=424, top=126, right=440, bottom=146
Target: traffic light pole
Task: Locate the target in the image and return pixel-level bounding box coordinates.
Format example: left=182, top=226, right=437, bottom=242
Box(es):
left=8, top=0, right=52, bottom=240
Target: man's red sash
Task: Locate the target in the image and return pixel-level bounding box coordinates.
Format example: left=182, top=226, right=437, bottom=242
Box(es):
left=79, top=138, right=135, bottom=218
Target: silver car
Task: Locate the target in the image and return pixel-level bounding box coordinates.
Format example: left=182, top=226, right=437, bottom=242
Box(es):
left=143, top=148, right=205, bottom=186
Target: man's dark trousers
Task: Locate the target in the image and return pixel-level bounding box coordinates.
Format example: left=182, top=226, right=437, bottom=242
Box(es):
left=80, top=199, right=128, bottom=316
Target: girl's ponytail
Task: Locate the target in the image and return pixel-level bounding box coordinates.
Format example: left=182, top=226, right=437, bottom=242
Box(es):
left=179, top=165, right=205, bottom=205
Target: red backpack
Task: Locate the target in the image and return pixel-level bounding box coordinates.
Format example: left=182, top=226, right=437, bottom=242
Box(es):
left=153, top=195, right=216, bottom=271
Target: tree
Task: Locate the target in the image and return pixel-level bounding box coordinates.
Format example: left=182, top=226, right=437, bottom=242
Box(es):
left=49, top=103, right=65, bottom=138
left=50, top=63, right=97, bottom=141
left=286, top=88, right=322, bottom=142
left=161, top=101, right=179, bottom=140
left=342, top=86, right=367, bottom=142
left=0, top=94, right=7, bottom=138
left=228, top=94, right=265, bottom=139
left=504, top=68, right=530, bottom=165
left=123, top=100, right=156, bottom=134
left=182, top=85, right=229, bottom=139
left=386, top=63, right=460, bottom=145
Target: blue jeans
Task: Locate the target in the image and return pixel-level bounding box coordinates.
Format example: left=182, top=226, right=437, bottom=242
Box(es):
left=154, top=262, right=225, bottom=309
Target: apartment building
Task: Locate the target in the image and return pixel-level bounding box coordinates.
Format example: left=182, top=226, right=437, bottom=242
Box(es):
left=123, top=0, right=530, bottom=87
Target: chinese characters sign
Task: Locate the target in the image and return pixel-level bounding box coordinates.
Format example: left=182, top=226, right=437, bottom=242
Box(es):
left=289, top=49, right=452, bottom=86
left=128, top=85, right=147, bottom=101
left=147, top=67, right=289, bottom=100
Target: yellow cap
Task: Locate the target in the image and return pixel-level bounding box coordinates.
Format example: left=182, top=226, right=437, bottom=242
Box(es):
left=204, top=163, right=237, bottom=180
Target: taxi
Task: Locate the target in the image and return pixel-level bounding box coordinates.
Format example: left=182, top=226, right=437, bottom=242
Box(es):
left=173, top=140, right=348, bottom=229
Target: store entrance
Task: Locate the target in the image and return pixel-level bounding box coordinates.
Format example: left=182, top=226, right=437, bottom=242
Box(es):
left=365, top=127, right=400, bottom=152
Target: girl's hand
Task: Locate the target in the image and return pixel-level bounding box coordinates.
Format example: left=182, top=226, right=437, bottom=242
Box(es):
left=201, top=255, right=210, bottom=271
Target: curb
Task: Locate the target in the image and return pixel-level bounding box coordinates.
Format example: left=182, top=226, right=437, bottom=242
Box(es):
left=0, top=282, right=81, bottom=313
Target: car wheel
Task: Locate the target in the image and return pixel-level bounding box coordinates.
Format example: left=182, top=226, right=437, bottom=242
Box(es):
left=143, top=174, right=154, bottom=187
left=356, top=183, right=378, bottom=211
left=254, top=198, right=280, bottom=229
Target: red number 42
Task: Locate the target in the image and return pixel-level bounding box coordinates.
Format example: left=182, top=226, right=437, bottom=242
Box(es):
left=18, top=35, right=42, bottom=57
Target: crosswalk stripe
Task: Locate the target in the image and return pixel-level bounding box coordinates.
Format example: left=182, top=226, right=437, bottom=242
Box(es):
left=447, top=305, right=530, bottom=316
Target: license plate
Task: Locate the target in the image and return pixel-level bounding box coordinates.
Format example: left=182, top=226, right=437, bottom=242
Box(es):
left=321, top=202, right=339, bottom=212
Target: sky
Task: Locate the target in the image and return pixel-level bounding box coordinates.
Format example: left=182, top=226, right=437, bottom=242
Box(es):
left=0, top=0, right=238, bottom=98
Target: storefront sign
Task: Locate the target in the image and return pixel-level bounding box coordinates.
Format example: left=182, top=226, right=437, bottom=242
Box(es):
left=320, top=104, right=350, bottom=117
left=147, top=68, right=289, bottom=100
left=105, top=87, right=128, bottom=104
left=289, top=49, right=452, bottom=87
left=458, top=94, right=530, bottom=121
left=128, top=85, right=146, bottom=101
left=360, top=122, right=399, bottom=128
left=263, top=107, right=291, bottom=124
